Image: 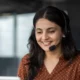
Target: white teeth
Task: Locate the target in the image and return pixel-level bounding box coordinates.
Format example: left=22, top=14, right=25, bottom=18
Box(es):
left=43, top=42, right=51, bottom=45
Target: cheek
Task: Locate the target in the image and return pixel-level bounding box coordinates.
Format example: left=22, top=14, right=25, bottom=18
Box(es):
left=35, top=34, right=41, bottom=42
left=51, top=32, right=63, bottom=41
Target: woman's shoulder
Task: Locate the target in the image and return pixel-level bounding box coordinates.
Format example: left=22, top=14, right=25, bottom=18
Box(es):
left=74, top=53, right=80, bottom=61
left=73, top=52, right=80, bottom=66
left=17, top=54, right=30, bottom=79
left=21, top=53, right=30, bottom=65
left=74, top=53, right=80, bottom=73
left=75, top=51, right=80, bottom=60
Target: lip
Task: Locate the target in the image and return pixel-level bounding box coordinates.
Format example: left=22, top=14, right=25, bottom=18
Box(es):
left=42, top=41, right=52, bottom=46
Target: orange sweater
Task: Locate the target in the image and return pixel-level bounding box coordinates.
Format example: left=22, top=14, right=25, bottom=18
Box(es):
left=17, top=54, right=80, bottom=80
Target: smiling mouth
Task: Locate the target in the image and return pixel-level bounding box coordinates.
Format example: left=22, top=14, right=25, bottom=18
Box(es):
left=42, top=41, right=52, bottom=46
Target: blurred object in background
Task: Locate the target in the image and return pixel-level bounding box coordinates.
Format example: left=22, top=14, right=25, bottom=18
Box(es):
left=0, top=58, right=18, bottom=76
left=0, top=76, right=20, bottom=80
left=0, top=13, right=34, bottom=76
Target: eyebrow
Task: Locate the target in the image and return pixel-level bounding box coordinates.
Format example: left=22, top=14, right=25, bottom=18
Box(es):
left=36, top=27, right=56, bottom=31
left=47, top=27, right=56, bottom=30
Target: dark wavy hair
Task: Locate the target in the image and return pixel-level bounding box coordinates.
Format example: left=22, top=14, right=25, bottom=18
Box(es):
left=26, top=6, right=78, bottom=80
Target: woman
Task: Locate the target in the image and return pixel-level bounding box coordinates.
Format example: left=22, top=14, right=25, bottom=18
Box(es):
left=17, top=6, right=80, bottom=80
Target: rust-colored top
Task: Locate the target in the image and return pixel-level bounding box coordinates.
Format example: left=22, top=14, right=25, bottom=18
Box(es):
left=17, top=54, right=80, bottom=80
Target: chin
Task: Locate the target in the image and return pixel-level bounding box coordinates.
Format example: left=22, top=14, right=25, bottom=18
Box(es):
left=42, top=48, right=50, bottom=52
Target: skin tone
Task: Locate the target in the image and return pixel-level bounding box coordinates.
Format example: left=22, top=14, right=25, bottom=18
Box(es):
left=35, top=18, right=64, bottom=74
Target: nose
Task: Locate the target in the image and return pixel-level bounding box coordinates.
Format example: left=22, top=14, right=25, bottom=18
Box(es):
left=42, top=32, right=49, bottom=40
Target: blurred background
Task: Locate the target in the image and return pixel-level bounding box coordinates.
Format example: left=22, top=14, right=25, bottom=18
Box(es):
left=0, top=0, right=80, bottom=76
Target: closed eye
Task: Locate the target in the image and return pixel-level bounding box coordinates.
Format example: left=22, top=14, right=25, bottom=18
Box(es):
left=48, top=30, right=55, bottom=33
left=36, top=32, right=42, bottom=34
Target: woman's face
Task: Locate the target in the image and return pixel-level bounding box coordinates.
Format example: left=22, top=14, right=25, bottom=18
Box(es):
left=35, top=18, right=64, bottom=52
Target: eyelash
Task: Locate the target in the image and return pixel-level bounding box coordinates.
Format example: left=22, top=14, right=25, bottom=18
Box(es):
left=37, top=32, right=42, bottom=34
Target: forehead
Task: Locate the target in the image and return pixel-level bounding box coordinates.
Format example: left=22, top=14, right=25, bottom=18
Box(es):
left=35, top=18, right=60, bottom=30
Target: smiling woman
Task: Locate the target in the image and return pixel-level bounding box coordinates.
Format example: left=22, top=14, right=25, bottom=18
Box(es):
left=17, top=6, right=80, bottom=80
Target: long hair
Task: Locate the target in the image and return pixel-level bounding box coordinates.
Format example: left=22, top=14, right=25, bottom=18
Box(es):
left=26, top=6, right=78, bottom=80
